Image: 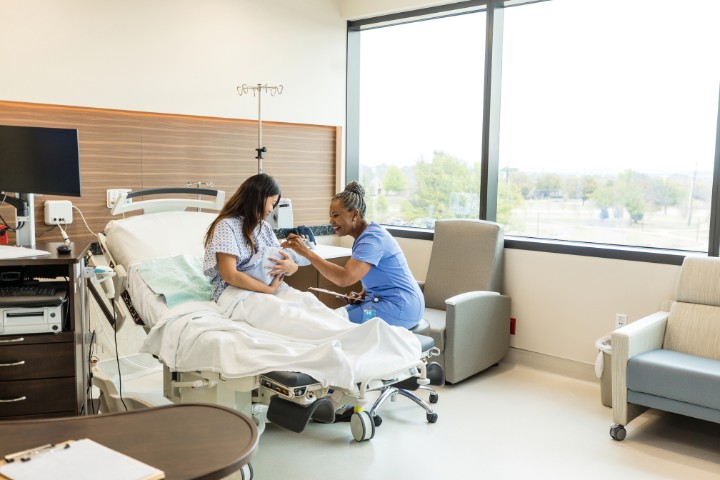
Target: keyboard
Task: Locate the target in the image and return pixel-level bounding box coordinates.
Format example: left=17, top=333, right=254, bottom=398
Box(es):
left=0, top=285, right=57, bottom=297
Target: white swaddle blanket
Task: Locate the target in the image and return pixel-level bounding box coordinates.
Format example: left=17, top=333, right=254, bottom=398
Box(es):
left=239, top=246, right=311, bottom=285
left=141, top=284, right=422, bottom=390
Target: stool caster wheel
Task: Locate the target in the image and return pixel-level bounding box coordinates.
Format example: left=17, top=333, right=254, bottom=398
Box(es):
left=351, top=411, right=376, bottom=442
left=427, top=412, right=438, bottom=423
left=429, top=393, right=439, bottom=404
left=373, top=414, right=383, bottom=427
left=610, top=424, right=626, bottom=441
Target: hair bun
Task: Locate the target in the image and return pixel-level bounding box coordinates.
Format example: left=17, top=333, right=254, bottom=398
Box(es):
left=345, top=181, right=365, bottom=197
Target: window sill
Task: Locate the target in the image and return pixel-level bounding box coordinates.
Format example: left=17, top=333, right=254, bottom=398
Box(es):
left=385, top=226, right=700, bottom=266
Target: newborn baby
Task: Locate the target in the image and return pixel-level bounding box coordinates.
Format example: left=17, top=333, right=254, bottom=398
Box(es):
left=239, top=246, right=310, bottom=284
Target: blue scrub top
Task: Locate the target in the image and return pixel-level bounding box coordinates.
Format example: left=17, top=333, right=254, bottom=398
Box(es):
left=346, top=222, right=424, bottom=329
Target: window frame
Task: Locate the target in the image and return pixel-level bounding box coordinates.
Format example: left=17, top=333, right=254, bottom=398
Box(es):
left=346, top=0, right=720, bottom=266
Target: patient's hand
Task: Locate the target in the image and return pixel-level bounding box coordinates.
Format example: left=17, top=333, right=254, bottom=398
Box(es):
left=266, top=250, right=298, bottom=277
left=266, top=273, right=284, bottom=294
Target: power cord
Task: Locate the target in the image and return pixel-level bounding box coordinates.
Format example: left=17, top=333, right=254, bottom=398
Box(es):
left=57, top=222, right=70, bottom=244
left=73, top=205, right=96, bottom=236
left=112, top=300, right=128, bottom=411
left=86, top=330, right=97, bottom=415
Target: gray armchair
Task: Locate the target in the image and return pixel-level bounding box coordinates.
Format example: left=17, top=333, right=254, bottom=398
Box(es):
left=415, top=219, right=511, bottom=383
left=610, top=256, right=720, bottom=440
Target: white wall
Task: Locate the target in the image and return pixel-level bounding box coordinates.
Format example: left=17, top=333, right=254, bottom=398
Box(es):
left=339, top=0, right=453, bottom=20
left=0, top=0, right=347, bottom=126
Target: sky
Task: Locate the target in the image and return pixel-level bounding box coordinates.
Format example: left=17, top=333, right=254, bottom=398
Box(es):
left=359, top=0, right=720, bottom=176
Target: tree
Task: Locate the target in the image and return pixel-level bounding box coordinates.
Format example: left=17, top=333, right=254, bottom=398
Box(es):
left=651, top=177, right=684, bottom=214
left=409, top=151, right=479, bottom=219
left=534, top=173, right=563, bottom=199
left=383, top=165, right=407, bottom=194
left=497, top=180, right=524, bottom=227
left=617, top=169, right=648, bottom=224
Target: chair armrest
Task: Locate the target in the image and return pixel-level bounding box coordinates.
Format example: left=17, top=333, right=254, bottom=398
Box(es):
left=444, top=291, right=511, bottom=382
left=611, top=310, right=669, bottom=425
left=417, top=280, right=425, bottom=293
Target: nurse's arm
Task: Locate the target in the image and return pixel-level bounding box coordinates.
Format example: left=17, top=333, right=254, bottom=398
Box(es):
left=302, top=252, right=370, bottom=287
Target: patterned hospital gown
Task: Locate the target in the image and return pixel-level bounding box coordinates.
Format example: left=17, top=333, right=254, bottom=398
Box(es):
left=203, top=217, right=280, bottom=301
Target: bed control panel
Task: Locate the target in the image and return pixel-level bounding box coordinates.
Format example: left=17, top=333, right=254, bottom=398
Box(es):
left=259, top=374, right=325, bottom=405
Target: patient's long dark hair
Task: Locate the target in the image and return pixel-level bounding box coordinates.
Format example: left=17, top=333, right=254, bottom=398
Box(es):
left=204, top=173, right=281, bottom=253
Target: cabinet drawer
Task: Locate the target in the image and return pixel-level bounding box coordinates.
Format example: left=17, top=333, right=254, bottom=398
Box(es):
left=284, top=265, right=317, bottom=293
left=0, top=342, right=74, bottom=381
left=0, top=377, right=76, bottom=417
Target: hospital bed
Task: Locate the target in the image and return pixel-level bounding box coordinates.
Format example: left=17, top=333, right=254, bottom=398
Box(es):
left=91, top=187, right=443, bottom=443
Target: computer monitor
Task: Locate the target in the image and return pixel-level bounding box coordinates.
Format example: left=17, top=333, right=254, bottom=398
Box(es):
left=0, top=125, right=81, bottom=248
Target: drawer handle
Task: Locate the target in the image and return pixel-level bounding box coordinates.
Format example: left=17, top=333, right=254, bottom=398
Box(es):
left=0, top=337, right=25, bottom=343
left=0, top=396, right=27, bottom=403
left=0, top=360, right=25, bottom=367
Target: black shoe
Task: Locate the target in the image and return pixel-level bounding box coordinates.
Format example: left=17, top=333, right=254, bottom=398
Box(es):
left=334, top=406, right=354, bottom=423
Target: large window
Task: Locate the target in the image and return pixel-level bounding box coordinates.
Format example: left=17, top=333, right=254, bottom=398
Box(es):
left=499, top=0, right=720, bottom=251
left=349, top=0, right=720, bottom=257
left=355, top=11, right=486, bottom=228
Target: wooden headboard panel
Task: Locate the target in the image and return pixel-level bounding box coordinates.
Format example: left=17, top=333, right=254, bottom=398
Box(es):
left=0, top=101, right=342, bottom=246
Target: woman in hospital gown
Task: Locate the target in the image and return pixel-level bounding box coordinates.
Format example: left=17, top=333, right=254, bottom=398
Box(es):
left=283, top=182, right=424, bottom=329
left=203, top=173, right=298, bottom=300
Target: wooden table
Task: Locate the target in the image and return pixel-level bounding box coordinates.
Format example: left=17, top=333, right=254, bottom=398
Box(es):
left=0, top=404, right=258, bottom=480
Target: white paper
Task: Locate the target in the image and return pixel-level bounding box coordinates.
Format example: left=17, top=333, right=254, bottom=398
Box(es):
left=0, top=438, right=164, bottom=480
left=0, top=246, right=51, bottom=260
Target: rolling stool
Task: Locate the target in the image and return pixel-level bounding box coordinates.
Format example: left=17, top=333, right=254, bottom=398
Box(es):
left=367, top=325, right=445, bottom=428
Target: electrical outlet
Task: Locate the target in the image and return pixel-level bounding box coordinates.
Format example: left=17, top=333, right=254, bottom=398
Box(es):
left=44, top=200, right=73, bottom=225
left=615, top=313, right=628, bottom=329
left=106, top=189, right=132, bottom=208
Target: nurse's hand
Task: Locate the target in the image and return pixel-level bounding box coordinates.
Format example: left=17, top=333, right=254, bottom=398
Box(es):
left=344, top=289, right=365, bottom=305
left=282, top=234, right=311, bottom=257
left=267, top=250, right=298, bottom=277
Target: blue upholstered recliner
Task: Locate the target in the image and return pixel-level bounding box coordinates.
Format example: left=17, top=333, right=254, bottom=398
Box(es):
left=610, top=256, right=720, bottom=440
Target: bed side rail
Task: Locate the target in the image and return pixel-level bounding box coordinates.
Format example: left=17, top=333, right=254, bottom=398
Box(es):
left=110, top=187, right=226, bottom=215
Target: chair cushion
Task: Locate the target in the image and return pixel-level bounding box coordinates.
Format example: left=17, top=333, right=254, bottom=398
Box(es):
left=674, top=257, right=720, bottom=307
left=423, top=220, right=503, bottom=310
left=423, top=307, right=446, bottom=351
left=665, top=302, right=720, bottom=360
left=627, top=349, right=720, bottom=411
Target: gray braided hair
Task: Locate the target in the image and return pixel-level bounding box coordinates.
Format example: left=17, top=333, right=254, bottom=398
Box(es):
left=333, top=181, right=366, bottom=219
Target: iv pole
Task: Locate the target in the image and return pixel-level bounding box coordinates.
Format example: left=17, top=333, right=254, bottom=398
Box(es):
left=237, top=83, right=284, bottom=174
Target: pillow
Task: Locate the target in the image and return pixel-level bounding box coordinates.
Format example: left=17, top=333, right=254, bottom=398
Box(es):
left=104, top=211, right=217, bottom=267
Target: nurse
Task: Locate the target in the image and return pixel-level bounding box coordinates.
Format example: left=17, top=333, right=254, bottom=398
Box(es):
left=283, top=181, right=424, bottom=329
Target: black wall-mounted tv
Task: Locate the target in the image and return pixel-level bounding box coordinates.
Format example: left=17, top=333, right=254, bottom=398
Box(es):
left=0, top=124, right=81, bottom=197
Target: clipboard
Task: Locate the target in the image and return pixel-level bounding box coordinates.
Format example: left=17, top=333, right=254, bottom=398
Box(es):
left=0, top=438, right=164, bottom=480
left=308, top=287, right=355, bottom=300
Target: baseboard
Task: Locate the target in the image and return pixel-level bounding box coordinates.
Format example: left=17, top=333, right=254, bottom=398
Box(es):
left=506, top=347, right=597, bottom=383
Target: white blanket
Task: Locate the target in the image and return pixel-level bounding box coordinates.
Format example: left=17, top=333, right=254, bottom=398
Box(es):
left=141, top=285, right=422, bottom=390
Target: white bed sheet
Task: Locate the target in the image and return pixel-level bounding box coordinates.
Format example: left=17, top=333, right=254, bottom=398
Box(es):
left=141, top=285, right=421, bottom=390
